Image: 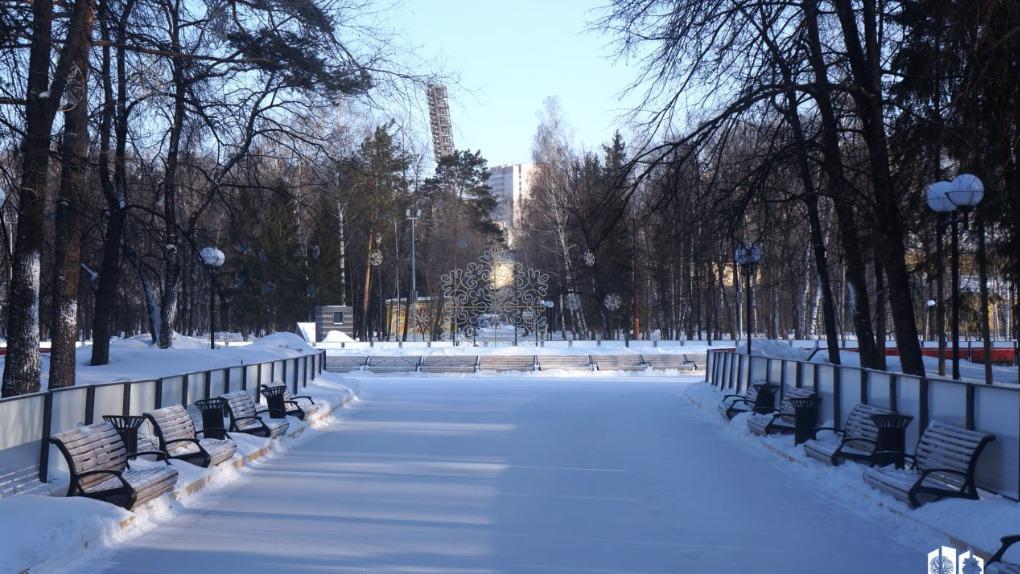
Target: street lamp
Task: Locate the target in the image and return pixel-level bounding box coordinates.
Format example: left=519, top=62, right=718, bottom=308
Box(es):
left=200, top=246, right=225, bottom=349
left=927, top=174, right=984, bottom=380
left=927, top=181, right=953, bottom=376
left=734, top=243, right=762, bottom=366
left=406, top=208, right=420, bottom=341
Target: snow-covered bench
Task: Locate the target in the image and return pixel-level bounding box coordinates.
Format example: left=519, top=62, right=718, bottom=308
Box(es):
left=144, top=405, right=236, bottom=468
left=988, top=535, right=1020, bottom=574
left=593, top=355, right=648, bottom=371
left=420, top=356, right=478, bottom=373
left=862, top=421, right=994, bottom=508
left=221, top=391, right=289, bottom=438
left=717, top=380, right=774, bottom=420
left=641, top=354, right=697, bottom=371
left=325, top=356, right=367, bottom=372
left=747, top=387, right=815, bottom=435
left=803, top=403, right=894, bottom=466
left=478, top=355, right=536, bottom=372
left=537, top=355, right=594, bottom=371
left=365, top=356, right=421, bottom=373
left=257, top=382, right=320, bottom=420
left=49, top=421, right=178, bottom=509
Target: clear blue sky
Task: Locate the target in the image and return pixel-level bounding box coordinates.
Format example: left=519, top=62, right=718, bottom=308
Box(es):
left=392, top=0, right=643, bottom=166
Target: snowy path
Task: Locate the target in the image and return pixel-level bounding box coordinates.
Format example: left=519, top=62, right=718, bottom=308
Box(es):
left=83, top=376, right=924, bottom=573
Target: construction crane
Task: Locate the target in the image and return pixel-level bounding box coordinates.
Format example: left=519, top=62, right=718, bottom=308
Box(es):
left=426, top=84, right=455, bottom=163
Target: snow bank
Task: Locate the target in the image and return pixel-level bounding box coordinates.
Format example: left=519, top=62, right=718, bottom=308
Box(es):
left=0, top=373, right=356, bottom=573
left=685, top=382, right=1020, bottom=558
left=0, top=332, right=321, bottom=390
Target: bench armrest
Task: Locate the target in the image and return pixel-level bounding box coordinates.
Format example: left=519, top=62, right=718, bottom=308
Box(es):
left=289, top=395, right=315, bottom=403
left=165, top=437, right=201, bottom=447
left=233, top=415, right=264, bottom=424
left=990, top=535, right=1020, bottom=564
left=129, top=450, right=171, bottom=465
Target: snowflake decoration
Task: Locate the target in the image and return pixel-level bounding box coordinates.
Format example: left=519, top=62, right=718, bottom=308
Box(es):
left=604, top=293, right=622, bottom=311
left=369, top=250, right=384, bottom=266
left=565, top=293, right=582, bottom=311
left=442, top=249, right=549, bottom=337
left=583, top=249, right=596, bottom=267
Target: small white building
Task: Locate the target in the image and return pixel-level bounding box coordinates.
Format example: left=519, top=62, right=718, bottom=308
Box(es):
left=488, top=163, right=536, bottom=246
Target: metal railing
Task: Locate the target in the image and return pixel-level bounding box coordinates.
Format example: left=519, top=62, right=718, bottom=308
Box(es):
left=705, top=348, right=1020, bottom=500
left=0, top=350, right=327, bottom=495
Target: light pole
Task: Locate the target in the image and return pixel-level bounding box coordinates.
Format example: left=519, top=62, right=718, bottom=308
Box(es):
left=927, top=174, right=984, bottom=380
left=735, top=244, right=762, bottom=381
left=406, top=208, right=420, bottom=341
left=927, top=181, right=953, bottom=376
left=200, top=247, right=225, bottom=349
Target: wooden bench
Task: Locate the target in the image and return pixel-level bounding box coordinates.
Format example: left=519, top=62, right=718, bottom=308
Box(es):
left=144, top=405, right=237, bottom=468
left=325, top=356, right=367, bottom=372
left=364, top=356, right=421, bottom=373
left=537, top=355, right=594, bottom=371
left=420, top=356, right=478, bottom=373
left=747, top=387, right=815, bottom=435
left=988, top=535, right=1020, bottom=574
left=641, top=354, right=697, bottom=371
left=258, top=382, right=321, bottom=420
left=50, top=421, right=179, bottom=509
left=593, top=355, right=648, bottom=371
left=862, top=421, right=995, bottom=507
left=221, top=391, right=289, bottom=438
left=717, top=381, right=775, bottom=420
left=803, top=403, right=894, bottom=466
left=478, top=355, right=536, bottom=372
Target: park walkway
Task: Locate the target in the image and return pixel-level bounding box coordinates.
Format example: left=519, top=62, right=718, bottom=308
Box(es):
left=84, top=376, right=923, bottom=573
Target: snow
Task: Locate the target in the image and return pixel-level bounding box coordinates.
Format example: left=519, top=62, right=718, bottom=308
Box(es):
left=0, top=332, right=318, bottom=390
left=62, top=375, right=955, bottom=573
left=0, top=372, right=356, bottom=574
left=322, top=329, right=355, bottom=343
left=686, top=382, right=1020, bottom=560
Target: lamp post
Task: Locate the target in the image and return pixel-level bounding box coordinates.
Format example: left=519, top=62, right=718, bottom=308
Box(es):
left=406, top=208, right=420, bottom=341
left=735, top=244, right=762, bottom=385
left=927, top=180, right=953, bottom=376
left=200, top=247, right=225, bottom=349
left=927, top=174, right=984, bottom=380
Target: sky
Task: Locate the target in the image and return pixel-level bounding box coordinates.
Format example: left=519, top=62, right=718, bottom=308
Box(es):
left=390, top=0, right=644, bottom=166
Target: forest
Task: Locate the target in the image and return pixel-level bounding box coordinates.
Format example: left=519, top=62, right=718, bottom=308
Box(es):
left=1, top=0, right=1018, bottom=397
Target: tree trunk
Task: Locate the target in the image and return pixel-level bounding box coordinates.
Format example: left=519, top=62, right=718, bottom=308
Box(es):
left=3, top=0, right=92, bottom=396
left=157, top=2, right=186, bottom=349
left=91, top=0, right=135, bottom=365
left=832, top=0, right=925, bottom=375
left=804, top=0, right=880, bottom=368
left=976, top=210, right=993, bottom=383
left=361, top=233, right=374, bottom=340
left=48, top=12, right=93, bottom=389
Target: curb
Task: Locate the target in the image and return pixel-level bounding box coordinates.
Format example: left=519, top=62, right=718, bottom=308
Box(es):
left=19, top=391, right=353, bottom=574
left=683, top=390, right=998, bottom=561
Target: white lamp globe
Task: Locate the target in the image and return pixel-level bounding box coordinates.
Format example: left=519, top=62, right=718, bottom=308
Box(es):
left=200, top=246, right=226, bottom=268
left=926, top=181, right=955, bottom=213
left=948, top=173, right=984, bottom=209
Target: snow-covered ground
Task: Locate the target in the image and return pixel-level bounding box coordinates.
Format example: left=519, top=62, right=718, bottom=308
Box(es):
left=0, top=372, right=356, bottom=573
left=0, top=332, right=320, bottom=390
left=48, top=373, right=995, bottom=573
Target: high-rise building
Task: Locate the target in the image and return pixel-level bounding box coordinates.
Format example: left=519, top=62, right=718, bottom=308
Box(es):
left=487, top=164, right=536, bottom=246
left=426, top=84, right=455, bottom=162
